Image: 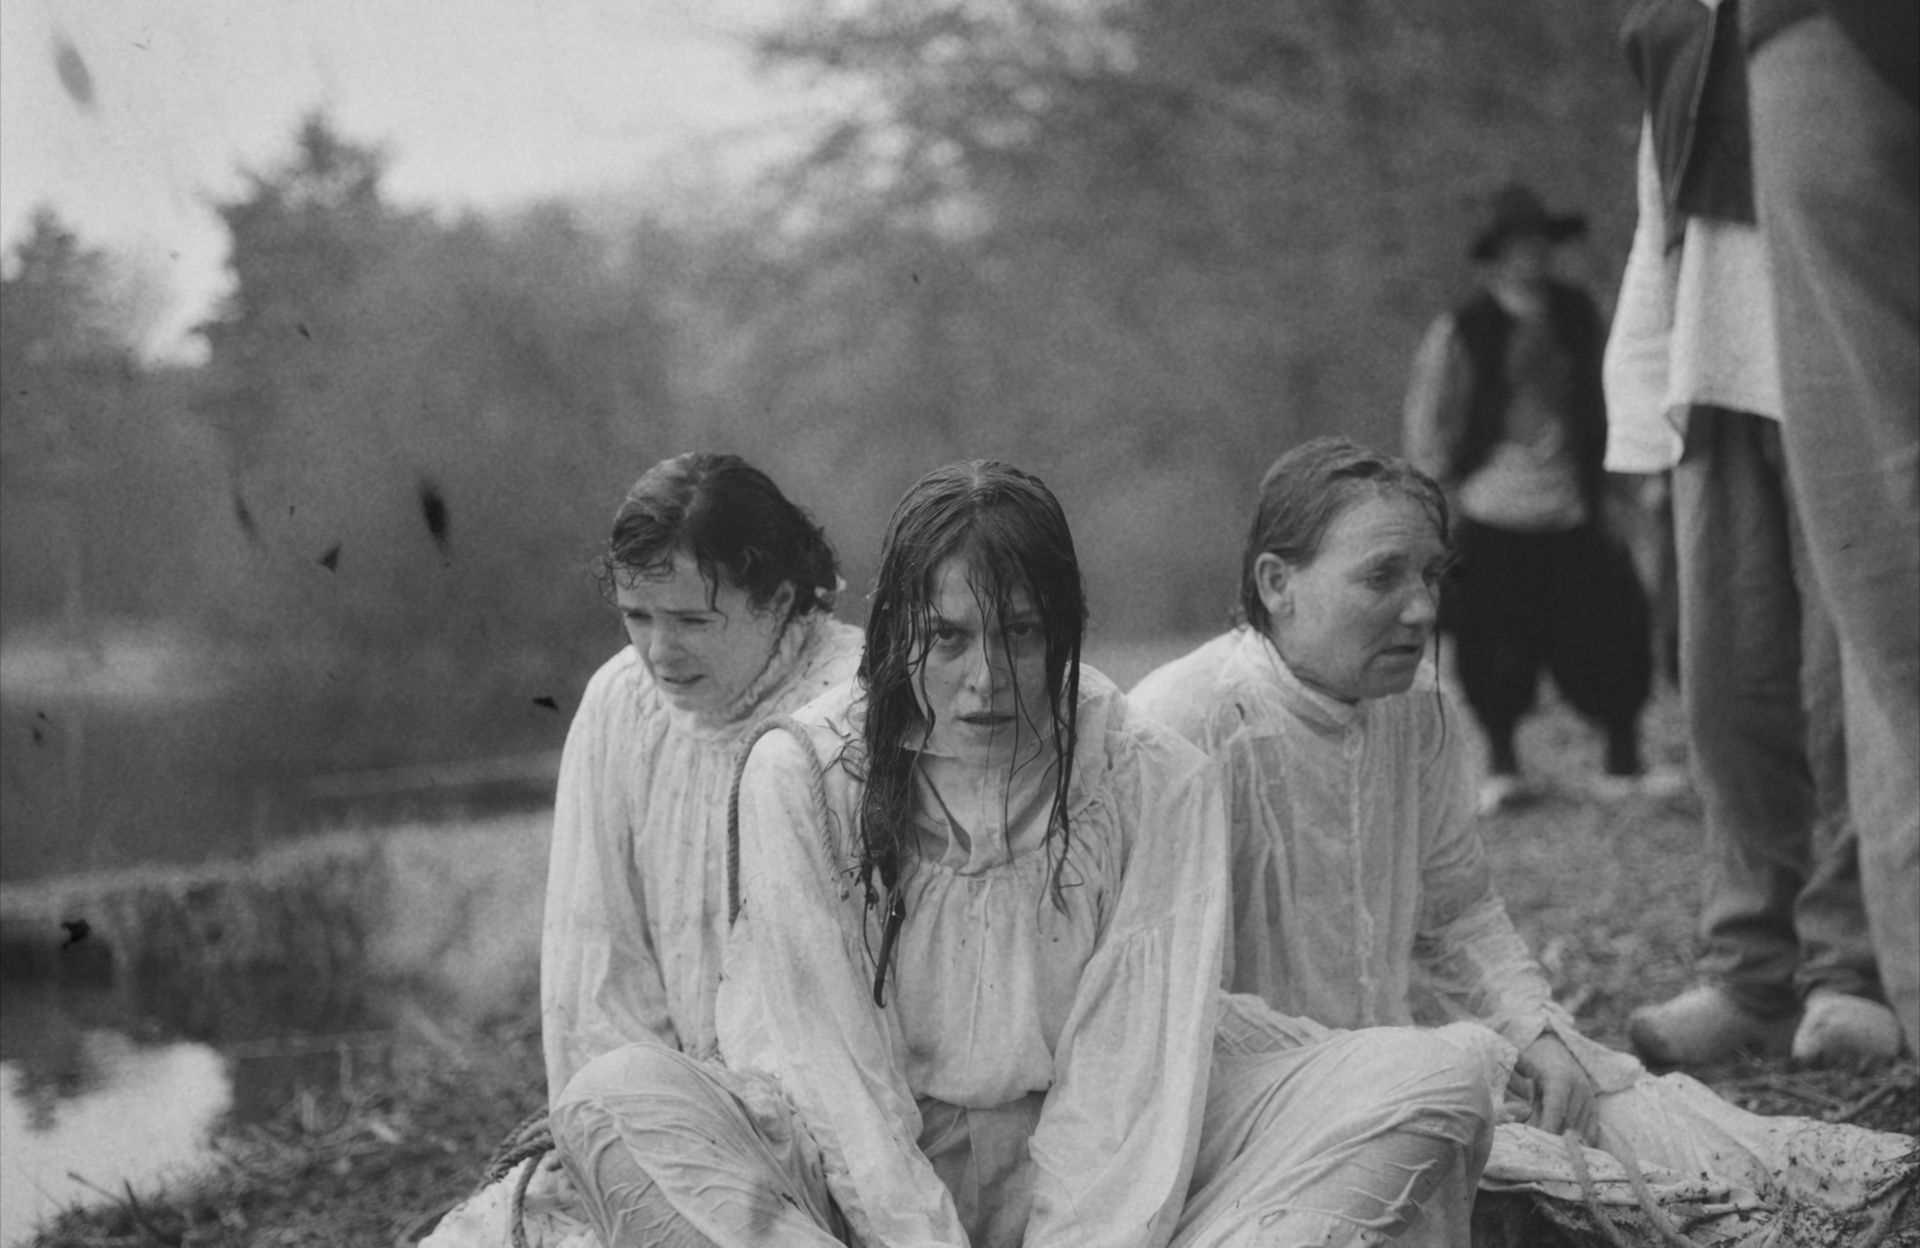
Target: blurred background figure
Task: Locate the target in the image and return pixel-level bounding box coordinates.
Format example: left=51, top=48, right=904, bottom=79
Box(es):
left=1743, top=0, right=1920, bottom=1056
left=1606, top=0, right=1901, bottom=1070
left=1404, top=183, right=1678, bottom=816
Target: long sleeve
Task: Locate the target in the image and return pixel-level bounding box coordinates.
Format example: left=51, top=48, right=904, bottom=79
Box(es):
left=541, top=658, right=677, bottom=1107
left=1402, top=313, right=1474, bottom=485
left=1408, top=699, right=1560, bottom=1059
left=1023, top=737, right=1227, bottom=1248
left=1408, top=699, right=1643, bottom=1092
left=719, top=727, right=969, bottom=1248
left=1604, top=119, right=1688, bottom=474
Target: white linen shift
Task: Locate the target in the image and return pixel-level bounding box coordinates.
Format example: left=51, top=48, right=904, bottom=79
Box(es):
left=720, top=671, right=1228, bottom=1245
left=1130, top=627, right=1637, bottom=1088
left=1130, top=628, right=1918, bottom=1235
left=542, top=612, right=865, bottom=1100
left=423, top=613, right=864, bottom=1248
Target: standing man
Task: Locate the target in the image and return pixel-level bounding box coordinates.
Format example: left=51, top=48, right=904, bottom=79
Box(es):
left=1605, top=0, right=1902, bottom=1069
left=1744, top=0, right=1919, bottom=1055
left=1405, top=184, right=1675, bottom=815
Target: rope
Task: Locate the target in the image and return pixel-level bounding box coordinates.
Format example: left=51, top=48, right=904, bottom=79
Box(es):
left=509, top=1151, right=542, bottom=1248
left=727, top=716, right=839, bottom=928
left=1562, top=1131, right=1637, bottom=1248
left=482, top=1107, right=554, bottom=1182
left=480, top=1106, right=554, bottom=1248
left=1615, top=1146, right=1695, bottom=1248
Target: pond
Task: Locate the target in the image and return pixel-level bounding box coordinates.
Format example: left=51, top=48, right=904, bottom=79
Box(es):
left=0, top=970, right=396, bottom=1245
left=0, top=629, right=570, bottom=884
left=1, top=1021, right=227, bottom=1245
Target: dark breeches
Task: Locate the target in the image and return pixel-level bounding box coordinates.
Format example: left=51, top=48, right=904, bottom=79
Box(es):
left=1450, top=519, right=1653, bottom=773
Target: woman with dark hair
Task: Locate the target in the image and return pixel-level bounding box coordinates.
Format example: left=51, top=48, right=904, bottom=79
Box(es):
left=1130, top=436, right=1915, bottom=1239
left=541, top=450, right=863, bottom=1088
left=425, top=451, right=863, bottom=1248
left=547, top=459, right=1497, bottom=1247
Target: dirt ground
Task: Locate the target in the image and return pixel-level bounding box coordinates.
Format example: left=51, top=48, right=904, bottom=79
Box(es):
left=29, top=680, right=1920, bottom=1247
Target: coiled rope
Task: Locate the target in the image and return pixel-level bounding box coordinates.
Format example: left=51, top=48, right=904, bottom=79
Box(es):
left=479, top=1106, right=554, bottom=1248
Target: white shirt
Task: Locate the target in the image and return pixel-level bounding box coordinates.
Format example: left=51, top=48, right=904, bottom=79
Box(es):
left=1604, top=118, right=1783, bottom=472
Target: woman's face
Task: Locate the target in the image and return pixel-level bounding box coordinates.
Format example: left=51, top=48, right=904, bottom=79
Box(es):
left=1260, top=492, right=1446, bottom=703
left=616, top=553, right=792, bottom=718
left=911, top=556, right=1052, bottom=764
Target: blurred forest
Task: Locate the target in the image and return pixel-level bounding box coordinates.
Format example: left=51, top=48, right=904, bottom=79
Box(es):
left=1, top=0, right=1644, bottom=879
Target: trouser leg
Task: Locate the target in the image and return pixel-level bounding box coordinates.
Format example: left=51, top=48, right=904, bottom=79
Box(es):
left=1544, top=522, right=1653, bottom=776
left=1452, top=521, right=1543, bottom=775
left=551, top=1044, right=843, bottom=1247
left=1786, top=454, right=1881, bottom=1004
left=1669, top=408, right=1869, bottom=1016
left=1173, top=1025, right=1493, bottom=1247
left=1751, top=15, right=1920, bottom=1050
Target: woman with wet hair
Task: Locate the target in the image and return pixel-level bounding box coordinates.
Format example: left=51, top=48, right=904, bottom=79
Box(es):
left=1130, top=436, right=1916, bottom=1238
left=425, top=451, right=863, bottom=1248
left=548, top=459, right=1496, bottom=1247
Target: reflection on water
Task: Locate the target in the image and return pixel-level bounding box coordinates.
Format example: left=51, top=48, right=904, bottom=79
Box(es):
left=0, top=1031, right=228, bottom=1246
left=0, top=972, right=391, bottom=1246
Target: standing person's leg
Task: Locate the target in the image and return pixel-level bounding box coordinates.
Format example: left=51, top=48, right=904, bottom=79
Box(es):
left=1790, top=485, right=1903, bottom=1064
left=1452, top=520, right=1545, bottom=801
left=1750, top=14, right=1920, bottom=1054
left=1630, top=409, right=1818, bottom=1064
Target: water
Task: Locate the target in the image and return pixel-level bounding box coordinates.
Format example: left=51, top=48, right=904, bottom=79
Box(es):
left=0, top=1027, right=228, bottom=1246
left=0, top=628, right=563, bottom=1242
left=0, top=628, right=571, bottom=883
left=0, top=972, right=394, bottom=1246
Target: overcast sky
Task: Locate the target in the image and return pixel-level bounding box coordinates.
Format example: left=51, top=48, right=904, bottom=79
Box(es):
left=0, top=0, right=826, bottom=358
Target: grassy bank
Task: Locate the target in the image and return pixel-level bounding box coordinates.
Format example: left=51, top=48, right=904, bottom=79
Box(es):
left=26, top=683, right=1920, bottom=1247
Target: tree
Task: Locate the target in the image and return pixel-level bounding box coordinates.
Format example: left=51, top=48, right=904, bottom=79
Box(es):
left=189, top=112, right=680, bottom=766
left=0, top=209, right=140, bottom=631
left=197, top=114, right=418, bottom=466
left=1, top=209, right=125, bottom=467
left=709, top=0, right=1640, bottom=634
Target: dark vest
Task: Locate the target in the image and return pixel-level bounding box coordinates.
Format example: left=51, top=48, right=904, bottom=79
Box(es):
left=1449, top=283, right=1610, bottom=515
left=1622, top=0, right=1757, bottom=250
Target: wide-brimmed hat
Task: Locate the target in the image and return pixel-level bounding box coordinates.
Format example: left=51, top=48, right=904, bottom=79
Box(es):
left=1469, top=183, right=1587, bottom=260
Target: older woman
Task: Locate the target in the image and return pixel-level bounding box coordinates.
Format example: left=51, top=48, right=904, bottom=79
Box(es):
left=426, top=452, right=864, bottom=1248
left=549, top=460, right=1495, bottom=1247
left=1131, top=436, right=1915, bottom=1237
